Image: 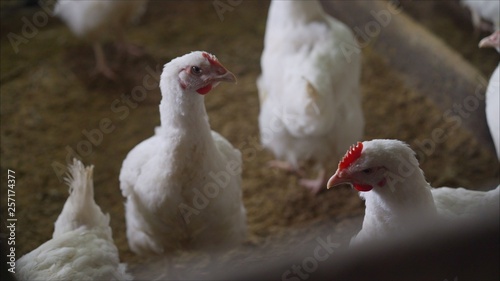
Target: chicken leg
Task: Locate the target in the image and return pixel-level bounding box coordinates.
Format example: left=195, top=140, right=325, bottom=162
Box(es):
left=92, top=43, right=117, bottom=79
left=299, top=167, right=327, bottom=195
left=267, top=160, right=305, bottom=177
left=115, top=28, right=143, bottom=57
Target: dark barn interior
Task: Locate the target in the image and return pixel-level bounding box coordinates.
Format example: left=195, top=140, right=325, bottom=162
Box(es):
left=1, top=0, right=499, bottom=280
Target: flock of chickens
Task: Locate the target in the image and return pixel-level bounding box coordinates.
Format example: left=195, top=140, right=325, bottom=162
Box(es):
left=14, top=0, right=499, bottom=280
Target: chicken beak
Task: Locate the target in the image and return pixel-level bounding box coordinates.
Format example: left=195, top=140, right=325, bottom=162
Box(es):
left=327, top=170, right=352, bottom=189
left=210, top=70, right=237, bottom=84
left=479, top=31, right=500, bottom=49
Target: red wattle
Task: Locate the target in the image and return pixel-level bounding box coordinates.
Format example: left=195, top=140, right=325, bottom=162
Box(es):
left=354, top=183, right=373, bottom=192
left=196, top=84, right=212, bottom=95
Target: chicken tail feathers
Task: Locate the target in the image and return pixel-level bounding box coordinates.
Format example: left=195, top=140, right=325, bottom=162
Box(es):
left=64, top=158, right=94, bottom=204
left=53, top=159, right=111, bottom=238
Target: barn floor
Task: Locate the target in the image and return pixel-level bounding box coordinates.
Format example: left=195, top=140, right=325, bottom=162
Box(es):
left=1, top=0, right=499, bottom=279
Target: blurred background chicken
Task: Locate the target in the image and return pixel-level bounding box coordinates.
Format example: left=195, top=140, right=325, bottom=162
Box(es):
left=120, top=51, right=247, bottom=256
left=16, top=159, right=132, bottom=281
left=460, top=0, right=499, bottom=33
left=479, top=31, right=500, bottom=160
left=327, top=139, right=499, bottom=245
left=257, top=0, right=364, bottom=194
left=53, top=0, right=148, bottom=78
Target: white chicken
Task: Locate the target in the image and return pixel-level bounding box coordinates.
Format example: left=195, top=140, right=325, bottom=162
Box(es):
left=120, top=51, right=247, bottom=256
left=257, top=0, right=364, bottom=194
left=460, top=0, right=499, bottom=32
left=16, top=159, right=132, bottom=281
left=53, top=0, right=148, bottom=78
left=479, top=30, right=500, bottom=160
left=327, top=139, right=500, bottom=245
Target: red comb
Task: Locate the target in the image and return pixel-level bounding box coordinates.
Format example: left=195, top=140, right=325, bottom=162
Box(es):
left=338, top=142, right=363, bottom=170
left=202, top=52, right=223, bottom=68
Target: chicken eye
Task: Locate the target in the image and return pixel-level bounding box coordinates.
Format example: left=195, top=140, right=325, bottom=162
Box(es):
left=362, top=168, right=373, bottom=174
left=191, top=66, right=202, bottom=75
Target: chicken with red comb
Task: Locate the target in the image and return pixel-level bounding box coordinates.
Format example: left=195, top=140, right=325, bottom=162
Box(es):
left=327, top=139, right=499, bottom=245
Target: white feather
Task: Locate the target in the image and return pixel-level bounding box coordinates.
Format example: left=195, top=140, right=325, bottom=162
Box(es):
left=16, top=159, right=132, bottom=281
left=54, top=0, right=148, bottom=41
left=120, top=51, right=246, bottom=256
left=486, top=64, right=499, bottom=159
left=334, top=140, right=500, bottom=246
left=479, top=31, right=500, bottom=159
left=258, top=0, right=364, bottom=169
left=461, top=0, right=500, bottom=31
left=432, top=186, right=500, bottom=218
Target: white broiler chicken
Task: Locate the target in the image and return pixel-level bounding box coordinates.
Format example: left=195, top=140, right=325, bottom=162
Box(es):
left=53, top=0, right=148, bottom=78
left=16, top=159, right=132, bottom=281
left=257, top=0, right=364, bottom=194
left=460, top=0, right=500, bottom=32
left=479, top=30, right=500, bottom=159
left=327, top=139, right=500, bottom=245
left=120, top=51, right=246, bottom=256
